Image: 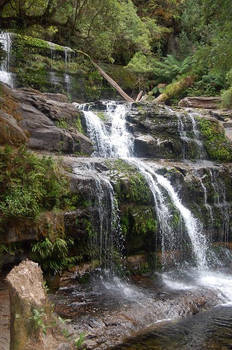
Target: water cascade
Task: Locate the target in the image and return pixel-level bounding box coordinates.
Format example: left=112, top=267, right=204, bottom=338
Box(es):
left=209, top=168, right=230, bottom=244
left=174, top=108, right=206, bottom=160
left=0, top=32, right=14, bottom=87
left=73, top=159, right=124, bottom=274
left=76, top=101, right=232, bottom=306
left=64, top=47, right=72, bottom=95
left=79, top=102, right=211, bottom=269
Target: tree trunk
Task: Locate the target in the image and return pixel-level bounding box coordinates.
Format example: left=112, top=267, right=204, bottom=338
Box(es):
left=155, top=76, right=195, bottom=104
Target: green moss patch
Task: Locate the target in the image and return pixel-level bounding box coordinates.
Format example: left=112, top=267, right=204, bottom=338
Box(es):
left=198, top=118, right=232, bottom=161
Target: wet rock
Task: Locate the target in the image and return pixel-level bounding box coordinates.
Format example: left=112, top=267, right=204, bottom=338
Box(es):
left=43, top=93, right=69, bottom=103
left=0, top=84, right=93, bottom=155
left=134, top=134, right=177, bottom=158
left=179, top=96, right=221, bottom=109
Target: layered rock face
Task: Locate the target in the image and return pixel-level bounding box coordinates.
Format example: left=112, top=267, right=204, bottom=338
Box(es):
left=1, top=83, right=232, bottom=273
left=0, top=83, right=93, bottom=154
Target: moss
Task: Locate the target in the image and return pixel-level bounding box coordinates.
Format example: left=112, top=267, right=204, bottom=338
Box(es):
left=120, top=205, right=157, bottom=255
left=221, top=86, right=232, bottom=109
left=198, top=118, right=232, bottom=161
left=75, top=117, right=84, bottom=134
left=55, top=119, right=69, bottom=130
left=16, top=34, right=71, bottom=53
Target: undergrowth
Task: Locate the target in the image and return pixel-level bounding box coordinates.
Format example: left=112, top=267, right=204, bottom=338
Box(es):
left=0, top=145, right=78, bottom=220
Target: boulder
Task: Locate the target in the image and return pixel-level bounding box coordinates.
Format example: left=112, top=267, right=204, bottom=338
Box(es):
left=178, top=96, right=221, bottom=109
left=1, top=85, right=93, bottom=155
left=0, top=110, right=27, bottom=146
left=134, top=134, right=176, bottom=158
left=6, top=260, right=73, bottom=350
left=42, top=93, right=69, bottom=103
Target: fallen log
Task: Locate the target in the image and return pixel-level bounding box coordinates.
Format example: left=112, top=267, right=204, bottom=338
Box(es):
left=75, top=50, right=135, bottom=103
left=155, top=75, right=195, bottom=104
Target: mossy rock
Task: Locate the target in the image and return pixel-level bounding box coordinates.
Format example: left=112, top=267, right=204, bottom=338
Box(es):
left=198, top=118, right=232, bottom=161
left=120, top=205, right=157, bottom=255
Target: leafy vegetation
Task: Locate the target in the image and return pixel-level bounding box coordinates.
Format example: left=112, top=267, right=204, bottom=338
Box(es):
left=1, top=0, right=232, bottom=100
left=30, top=307, right=47, bottom=335
left=0, top=146, right=78, bottom=220
left=31, top=238, right=77, bottom=274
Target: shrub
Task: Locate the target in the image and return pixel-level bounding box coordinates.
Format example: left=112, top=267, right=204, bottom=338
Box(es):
left=31, top=238, right=77, bottom=274
left=221, top=87, right=232, bottom=109
left=0, top=146, right=77, bottom=220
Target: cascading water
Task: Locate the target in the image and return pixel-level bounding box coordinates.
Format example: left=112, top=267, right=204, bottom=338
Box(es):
left=64, top=47, right=72, bottom=95
left=79, top=101, right=210, bottom=269
left=73, top=160, right=124, bottom=274
left=209, top=169, right=230, bottom=244
left=173, top=108, right=206, bottom=160
left=76, top=100, right=232, bottom=305
left=0, top=32, right=14, bottom=87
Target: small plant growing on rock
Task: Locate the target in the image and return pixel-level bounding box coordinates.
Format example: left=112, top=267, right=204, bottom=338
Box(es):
left=74, top=333, right=86, bottom=349
left=30, top=307, right=47, bottom=335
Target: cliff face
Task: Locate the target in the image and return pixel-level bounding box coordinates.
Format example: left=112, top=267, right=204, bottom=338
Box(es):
left=1, top=83, right=232, bottom=276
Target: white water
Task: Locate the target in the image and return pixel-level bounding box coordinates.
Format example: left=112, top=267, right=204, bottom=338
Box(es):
left=73, top=162, right=123, bottom=271
left=174, top=109, right=206, bottom=160
left=0, top=32, right=14, bottom=87
left=77, top=101, right=232, bottom=304
left=199, top=175, right=214, bottom=226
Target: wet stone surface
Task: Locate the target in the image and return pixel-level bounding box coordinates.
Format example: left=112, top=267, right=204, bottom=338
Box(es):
left=50, top=273, right=220, bottom=349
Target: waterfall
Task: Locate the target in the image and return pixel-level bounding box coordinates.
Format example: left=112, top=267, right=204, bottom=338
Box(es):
left=78, top=101, right=212, bottom=270
left=0, top=32, right=14, bottom=87
left=74, top=99, right=232, bottom=306
left=73, top=161, right=124, bottom=273
left=64, top=47, right=72, bottom=95
left=209, top=169, right=230, bottom=244
left=198, top=175, right=214, bottom=226
left=174, top=109, right=206, bottom=160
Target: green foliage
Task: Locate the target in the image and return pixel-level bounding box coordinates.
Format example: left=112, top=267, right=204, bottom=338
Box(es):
left=179, top=0, right=232, bottom=95
left=221, top=87, right=232, bottom=109
left=127, top=53, right=192, bottom=85
left=0, top=146, right=77, bottom=220
left=74, top=332, right=86, bottom=349
left=152, top=55, right=193, bottom=84
left=31, top=238, right=77, bottom=274
left=56, top=119, right=69, bottom=130
left=186, top=72, right=224, bottom=97
left=126, top=52, right=157, bottom=74
left=30, top=307, right=47, bottom=335
left=198, top=119, right=232, bottom=161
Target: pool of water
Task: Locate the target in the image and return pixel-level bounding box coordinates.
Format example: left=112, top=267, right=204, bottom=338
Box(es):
left=113, top=305, right=232, bottom=349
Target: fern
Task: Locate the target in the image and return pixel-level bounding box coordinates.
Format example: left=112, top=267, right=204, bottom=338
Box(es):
left=153, top=55, right=193, bottom=84
left=31, top=238, right=77, bottom=274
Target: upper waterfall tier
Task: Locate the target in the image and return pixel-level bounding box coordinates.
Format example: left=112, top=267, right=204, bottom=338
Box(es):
left=79, top=101, right=232, bottom=162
